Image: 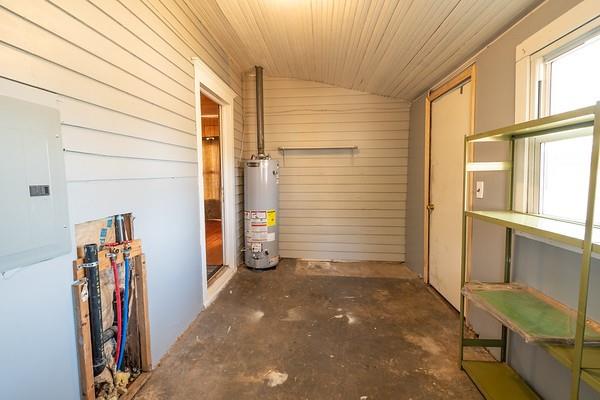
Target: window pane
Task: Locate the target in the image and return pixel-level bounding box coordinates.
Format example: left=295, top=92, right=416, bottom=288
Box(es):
left=550, top=35, right=600, bottom=115
left=539, top=135, right=592, bottom=223
left=537, top=33, right=600, bottom=224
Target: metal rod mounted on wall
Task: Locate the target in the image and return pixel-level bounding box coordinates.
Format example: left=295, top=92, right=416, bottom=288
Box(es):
left=278, top=146, right=358, bottom=152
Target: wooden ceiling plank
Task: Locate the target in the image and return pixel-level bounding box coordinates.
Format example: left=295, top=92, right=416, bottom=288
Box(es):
left=379, top=0, right=461, bottom=96
left=339, top=0, right=371, bottom=87
left=366, top=0, right=440, bottom=95
left=326, top=0, right=345, bottom=83
left=192, top=0, right=540, bottom=99
left=364, top=0, right=446, bottom=95
left=356, top=0, right=406, bottom=92
left=245, top=0, right=282, bottom=75
left=396, top=0, right=526, bottom=98
left=391, top=0, right=490, bottom=95
left=187, top=0, right=252, bottom=65
left=255, top=0, right=290, bottom=76
left=354, top=0, right=411, bottom=92
left=402, top=0, right=532, bottom=98
left=346, top=1, right=388, bottom=89
left=334, top=0, right=360, bottom=85
left=238, top=0, right=278, bottom=73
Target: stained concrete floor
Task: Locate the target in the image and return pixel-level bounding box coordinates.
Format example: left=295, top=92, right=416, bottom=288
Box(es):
left=136, top=259, right=485, bottom=400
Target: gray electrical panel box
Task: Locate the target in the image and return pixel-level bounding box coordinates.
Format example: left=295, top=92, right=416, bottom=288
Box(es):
left=0, top=95, right=70, bottom=272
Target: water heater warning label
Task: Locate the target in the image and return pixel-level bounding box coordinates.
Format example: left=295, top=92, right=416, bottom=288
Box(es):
left=267, top=210, right=276, bottom=227
left=251, top=243, right=262, bottom=253
left=249, top=211, right=267, bottom=222
left=245, top=210, right=276, bottom=242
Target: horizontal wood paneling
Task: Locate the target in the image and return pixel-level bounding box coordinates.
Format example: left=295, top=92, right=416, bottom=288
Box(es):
left=0, top=0, right=245, bottom=369
left=280, top=225, right=403, bottom=236
left=281, top=250, right=403, bottom=262
left=62, top=126, right=197, bottom=162
left=282, top=234, right=404, bottom=245
left=1, top=0, right=245, bottom=264
left=243, top=75, right=408, bottom=261
left=59, top=98, right=197, bottom=148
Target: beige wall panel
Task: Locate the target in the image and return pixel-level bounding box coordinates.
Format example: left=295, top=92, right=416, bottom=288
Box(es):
left=281, top=225, right=404, bottom=236
left=59, top=98, right=197, bottom=149
left=2, top=2, right=194, bottom=105
left=0, top=42, right=195, bottom=133
left=0, top=4, right=246, bottom=397
left=243, top=75, right=408, bottom=261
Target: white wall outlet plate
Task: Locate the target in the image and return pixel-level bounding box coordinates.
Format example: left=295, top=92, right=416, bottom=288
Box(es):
left=476, top=181, right=484, bottom=199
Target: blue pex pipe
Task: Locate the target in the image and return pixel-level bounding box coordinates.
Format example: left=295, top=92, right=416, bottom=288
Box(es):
left=117, top=256, right=130, bottom=370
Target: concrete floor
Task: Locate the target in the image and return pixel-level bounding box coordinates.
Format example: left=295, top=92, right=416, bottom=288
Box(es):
left=136, top=259, right=485, bottom=400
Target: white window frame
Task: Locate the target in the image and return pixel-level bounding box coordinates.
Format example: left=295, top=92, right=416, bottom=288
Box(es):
left=514, top=0, right=600, bottom=250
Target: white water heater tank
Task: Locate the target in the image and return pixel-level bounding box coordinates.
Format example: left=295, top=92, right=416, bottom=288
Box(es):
left=244, top=158, right=279, bottom=269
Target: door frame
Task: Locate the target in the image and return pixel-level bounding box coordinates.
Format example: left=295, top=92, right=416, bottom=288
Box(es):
left=423, top=64, right=476, bottom=284
left=192, top=57, right=237, bottom=307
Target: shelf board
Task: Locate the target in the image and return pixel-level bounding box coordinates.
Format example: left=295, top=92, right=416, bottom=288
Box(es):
left=583, top=369, right=600, bottom=392
left=466, top=161, right=512, bottom=172
left=462, top=360, right=539, bottom=399
left=543, top=344, right=600, bottom=392
left=463, top=283, right=600, bottom=344
left=466, top=210, right=600, bottom=251
left=467, top=105, right=595, bottom=142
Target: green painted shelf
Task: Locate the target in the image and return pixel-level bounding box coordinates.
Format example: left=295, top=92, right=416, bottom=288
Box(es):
left=462, top=283, right=600, bottom=344
left=461, top=103, right=600, bottom=399
left=462, top=360, right=539, bottom=399
left=583, top=370, right=600, bottom=392
left=544, top=345, right=600, bottom=392
left=465, top=210, right=600, bottom=253
left=466, top=105, right=595, bottom=142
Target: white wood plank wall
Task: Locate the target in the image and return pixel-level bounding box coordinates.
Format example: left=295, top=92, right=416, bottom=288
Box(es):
left=243, top=75, right=409, bottom=262
left=0, top=0, right=244, bottom=368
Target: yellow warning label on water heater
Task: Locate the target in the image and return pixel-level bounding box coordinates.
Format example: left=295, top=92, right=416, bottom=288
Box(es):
left=267, top=210, right=277, bottom=227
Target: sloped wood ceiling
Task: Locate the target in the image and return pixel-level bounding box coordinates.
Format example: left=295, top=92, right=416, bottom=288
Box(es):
left=192, top=0, right=540, bottom=100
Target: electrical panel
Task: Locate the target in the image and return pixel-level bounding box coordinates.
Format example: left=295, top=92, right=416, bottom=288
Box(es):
left=0, top=95, right=70, bottom=272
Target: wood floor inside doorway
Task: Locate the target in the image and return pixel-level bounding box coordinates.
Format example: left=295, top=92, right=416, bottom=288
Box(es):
left=206, top=219, right=223, bottom=280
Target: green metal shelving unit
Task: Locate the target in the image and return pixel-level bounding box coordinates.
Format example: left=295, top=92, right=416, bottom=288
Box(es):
left=459, top=103, right=600, bottom=399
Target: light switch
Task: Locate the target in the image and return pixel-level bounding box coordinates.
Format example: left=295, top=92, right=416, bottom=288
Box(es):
left=476, top=181, right=484, bottom=199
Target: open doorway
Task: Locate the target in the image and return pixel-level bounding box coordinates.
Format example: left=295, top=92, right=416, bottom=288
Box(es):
left=193, top=57, right=237, bottom=307
left=201, top=94, right=224, bottom=282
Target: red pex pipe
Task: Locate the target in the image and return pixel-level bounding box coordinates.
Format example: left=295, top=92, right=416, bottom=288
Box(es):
left=110, top=257, right=123, bottom=365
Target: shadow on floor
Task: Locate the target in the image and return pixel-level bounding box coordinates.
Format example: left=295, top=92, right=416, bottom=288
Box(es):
left=136, top=259, right=485, bottom=400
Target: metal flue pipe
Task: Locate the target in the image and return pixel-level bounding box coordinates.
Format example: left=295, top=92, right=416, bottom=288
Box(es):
left=114, top=214, right=126, bottom=243
left=83, top=243, right=106, bottom=376
left=255, top=65, right=265, bottom=157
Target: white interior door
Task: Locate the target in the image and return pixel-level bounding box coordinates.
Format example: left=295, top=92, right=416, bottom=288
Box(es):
left=429, top=81, right=472, bottom=310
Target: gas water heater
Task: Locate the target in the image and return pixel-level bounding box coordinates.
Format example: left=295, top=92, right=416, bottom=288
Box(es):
left=244, top=66, right=280, bottom=269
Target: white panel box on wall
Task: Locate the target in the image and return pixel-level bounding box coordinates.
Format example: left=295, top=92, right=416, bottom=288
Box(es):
left=0, top=95, right=70, bottom=272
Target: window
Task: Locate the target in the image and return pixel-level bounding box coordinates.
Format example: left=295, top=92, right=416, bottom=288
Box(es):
left=537, top=133, right=592, bottom=222
left=526, top=30, right=600, bottom=224
left=548, top=34, right=600, bottom=115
